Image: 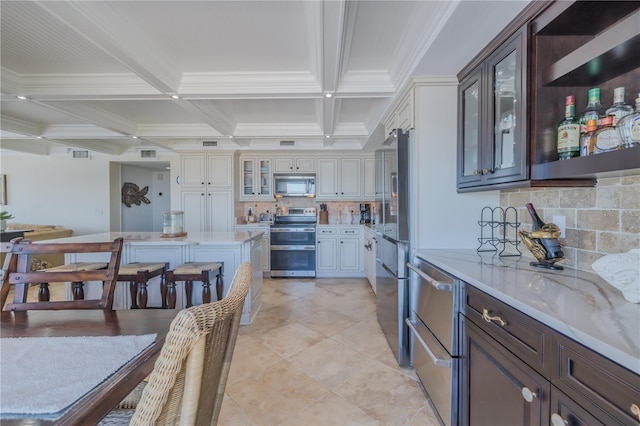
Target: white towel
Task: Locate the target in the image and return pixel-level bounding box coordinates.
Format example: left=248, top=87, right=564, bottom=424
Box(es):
left=0, top=334, right=156, bottom=419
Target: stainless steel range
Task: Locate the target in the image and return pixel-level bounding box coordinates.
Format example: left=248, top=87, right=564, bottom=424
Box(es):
left=270, top=207, right=317, bottom=278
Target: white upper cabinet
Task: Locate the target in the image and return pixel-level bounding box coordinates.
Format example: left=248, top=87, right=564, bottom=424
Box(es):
left=316, top=157, right=362, bottom=200
left=274, top=156, right=315, bottom=173
left=383, top=89, right=414, bottom=137
left=181, top=154, right=233, bottom=188
left=239, top=156, right=273, bottom=200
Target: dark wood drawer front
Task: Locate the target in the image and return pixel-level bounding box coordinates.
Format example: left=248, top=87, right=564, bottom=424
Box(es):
left=463, top=283, right=551, bottom=377
left=551, top=385, right=605, bottom=426
left=553, top=332, right=640, bottom=426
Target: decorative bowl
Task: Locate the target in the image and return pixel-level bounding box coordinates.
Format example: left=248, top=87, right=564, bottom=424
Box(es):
left=591, top=249, right=640, bottom=303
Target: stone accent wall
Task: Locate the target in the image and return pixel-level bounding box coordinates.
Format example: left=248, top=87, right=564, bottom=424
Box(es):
left=500, top=175, right=640, bottom=272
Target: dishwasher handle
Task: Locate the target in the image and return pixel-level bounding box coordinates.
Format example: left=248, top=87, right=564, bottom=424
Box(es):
left=405, top=318, right=452, bottom=368
left=407, top=263, right=452, bottom=292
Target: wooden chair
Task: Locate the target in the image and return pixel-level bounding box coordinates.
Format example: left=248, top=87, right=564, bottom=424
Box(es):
left=117, top=262, right=170, bottom=309
left=165, top=261, right=224, bottom=308
left=0, top=237, right=124, bottom=311
left=99, top=262, right=252, bottom=425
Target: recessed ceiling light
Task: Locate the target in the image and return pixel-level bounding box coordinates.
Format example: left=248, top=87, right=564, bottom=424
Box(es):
left=16, top=95, right=28, bottom=100
left=132, top=135, right=138, bottom=139
left=325, top=135, right=331, bottom=138
left=36, top=136, right=43, bottom=139
left=324, top=93, right=333, bottom=98
left=170, top=95, right=180, bottom=99
left=228, top=135, right=234, bottom=139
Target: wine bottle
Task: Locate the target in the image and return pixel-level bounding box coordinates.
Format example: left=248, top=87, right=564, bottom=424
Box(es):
left=525, top=203, right=564, bottom=261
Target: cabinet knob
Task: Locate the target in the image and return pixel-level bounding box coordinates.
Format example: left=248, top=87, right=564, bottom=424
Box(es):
left=482, top=308, right=507, bottom=326
left=631, top=403, right=640, bottom=421
left=201, top=182, right=205, bottom=185
left=521, top=387, right=536, bottom=403
left=482, top=168, right=494, bottom=175
left=473, top=170, right=479, bottom=176
left=208, top=182, right=211, bottom=185
left=341, top=241, right=344, bottom=244
left=550, top=413, right=568, bottom=426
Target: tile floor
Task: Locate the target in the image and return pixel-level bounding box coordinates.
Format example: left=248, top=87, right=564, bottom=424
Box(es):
left=6, top=277, right=441, bottom=425
left=218, top=277, right=441, bottom=426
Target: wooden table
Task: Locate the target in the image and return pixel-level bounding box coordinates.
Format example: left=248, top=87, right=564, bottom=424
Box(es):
left=0, top=309, right=179, bottom=425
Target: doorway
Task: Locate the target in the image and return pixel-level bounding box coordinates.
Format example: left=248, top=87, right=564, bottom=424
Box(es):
left=110, top=162, right=171, bottom=232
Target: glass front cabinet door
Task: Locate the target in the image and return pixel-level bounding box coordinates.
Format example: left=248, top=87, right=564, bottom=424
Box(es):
left=457, top=27, right=528, bottom=191
left=240, top=158, right=272, bottom=199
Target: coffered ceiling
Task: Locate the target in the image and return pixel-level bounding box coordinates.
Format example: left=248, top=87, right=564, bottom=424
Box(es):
left=0, top=0, right=530, bottom=156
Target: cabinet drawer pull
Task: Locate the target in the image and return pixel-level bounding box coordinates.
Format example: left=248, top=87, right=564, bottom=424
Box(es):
left=631, top=403, right=640, bottom=421
left=550, top=413, right=568, bottom=426
left=521, top=387, right=536, bottom=403
left=482, top=308, right=506, bottom=326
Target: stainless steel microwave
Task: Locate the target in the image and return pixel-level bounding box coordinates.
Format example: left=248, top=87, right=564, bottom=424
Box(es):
left=273, top=174, right=315, bottom=198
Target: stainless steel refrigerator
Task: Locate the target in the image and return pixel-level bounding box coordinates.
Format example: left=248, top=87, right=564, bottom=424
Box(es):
left=375, top=128, right=410, bottom=367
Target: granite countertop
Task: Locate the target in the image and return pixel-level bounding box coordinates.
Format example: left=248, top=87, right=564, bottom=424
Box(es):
left=39, top=231, right=262, bottom=245
left=413, top=249, right=640, bottom=375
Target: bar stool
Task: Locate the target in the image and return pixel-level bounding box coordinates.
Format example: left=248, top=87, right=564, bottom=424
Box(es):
left=165, top=262, right=223, bottom=308
left=42, top=262, right=108, bottom=301
left=117, top=262, right=170, bottom=309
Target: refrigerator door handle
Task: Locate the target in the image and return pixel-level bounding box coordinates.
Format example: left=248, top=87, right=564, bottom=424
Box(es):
left=405, top=318, right=452, bottom=368
left=407, top=263, right=452, bottom=292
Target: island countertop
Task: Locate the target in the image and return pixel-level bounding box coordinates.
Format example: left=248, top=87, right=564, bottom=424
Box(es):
left=39, top=231, right=264, bottom=246
left=413, top=249, right=640, bottom=375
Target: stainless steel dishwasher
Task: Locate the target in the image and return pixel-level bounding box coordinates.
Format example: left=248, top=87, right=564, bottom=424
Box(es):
left=406, top=256, right=460, bottom=426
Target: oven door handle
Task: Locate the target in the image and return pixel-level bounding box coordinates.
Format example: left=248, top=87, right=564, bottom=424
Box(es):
left=407, top=263, right=452, bottom=292
left=271, top=228, right=316, bottom=233
left=271, top=245, right=316, bottom=251
left=405, top=318, right=452, bottom=368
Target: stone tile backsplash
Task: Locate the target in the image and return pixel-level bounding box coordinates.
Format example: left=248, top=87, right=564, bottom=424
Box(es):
left=237, top=200, right=370, bottom=225
left=500, top=175, right=640, bottom=272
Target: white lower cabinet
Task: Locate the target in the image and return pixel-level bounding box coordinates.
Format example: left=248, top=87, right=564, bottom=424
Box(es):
left=316, top=226, right=364, bottom=277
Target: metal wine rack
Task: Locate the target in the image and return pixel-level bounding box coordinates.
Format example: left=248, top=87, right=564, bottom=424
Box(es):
left=477, top=206, right=521, bottom=257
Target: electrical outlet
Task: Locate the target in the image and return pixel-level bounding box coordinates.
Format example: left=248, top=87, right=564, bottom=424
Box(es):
left=552, top=215, right=566, bottom=237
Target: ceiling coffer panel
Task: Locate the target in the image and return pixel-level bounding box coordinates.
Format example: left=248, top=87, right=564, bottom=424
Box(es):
left=0, top=0, right=532, bottom=153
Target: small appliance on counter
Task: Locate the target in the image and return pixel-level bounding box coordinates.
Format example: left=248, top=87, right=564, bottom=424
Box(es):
left=360, top=203, right=371, bottom=224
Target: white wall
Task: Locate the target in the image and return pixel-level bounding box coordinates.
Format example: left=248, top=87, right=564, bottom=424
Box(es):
left=410, top=80, right=500, bottom=250
left=0, top=151, right=178, bottom=235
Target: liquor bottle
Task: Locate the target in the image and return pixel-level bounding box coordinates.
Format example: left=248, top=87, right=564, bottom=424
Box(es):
left=580, top=119, right=597, bottom=156
left=605, top=87, right=633, bottom=126
left=557, top=95, right=580, bottom=160
left=616, top=93, right=640, bottom=148
left=593, top=116, right=620, bottom=154
left=525, top=203, right=564, bottom=261
left=578, top=88, right=605, bottom=134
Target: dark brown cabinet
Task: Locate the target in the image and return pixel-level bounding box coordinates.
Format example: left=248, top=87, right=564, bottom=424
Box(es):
left=457, top=0, right=640, bottom=192
left=460, top=316, right=550, bottom=426
left=457, top=28, right=528, bottom=191
left=460, top=283, right=640, bottom=426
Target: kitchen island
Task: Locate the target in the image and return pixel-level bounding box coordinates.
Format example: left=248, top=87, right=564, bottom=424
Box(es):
left=41, top=231, right=264, bottom=324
